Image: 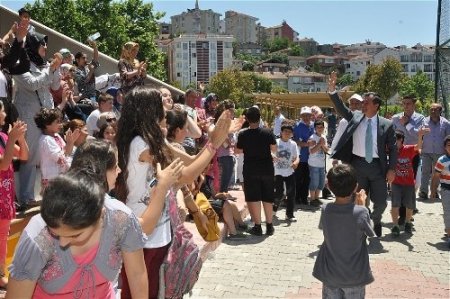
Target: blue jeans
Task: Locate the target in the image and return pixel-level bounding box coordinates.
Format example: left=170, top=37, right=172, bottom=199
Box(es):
left=309, top=166, right=325, bottom=191
left=218, top=156, right=234, bottom=193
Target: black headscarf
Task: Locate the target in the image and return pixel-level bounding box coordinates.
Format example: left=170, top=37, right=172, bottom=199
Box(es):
left=25, top=32, right=48, bottom=68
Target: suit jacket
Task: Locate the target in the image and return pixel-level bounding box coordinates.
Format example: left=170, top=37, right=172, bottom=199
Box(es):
left=329, top=92, right=397, bottom=176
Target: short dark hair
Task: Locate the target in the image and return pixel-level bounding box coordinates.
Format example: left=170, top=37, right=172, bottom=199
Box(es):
left=326, top=164, right=358, bottom=197
left=41, top=172, right=105, bottom=229
left=314, top=120, right=325, bottom=128
left=444, top=135, right=450, bottom=147
left=364, top=92, right=382, bottom=111
left=18, top=7, right=30, bottom=17
left=98, top=93, right=113, bottom=104
left=165, top=109, right=188, bottom=141
left=395, top=130, right=405, bottom=143
left=402, top=95, right=417, bottom=103
left=281, top=124, right=293, bottom=132
left=34, top=108, right=62, bottom=130
left=245, top=106, right=261, bottom=123
left=74, top=51, right=85, bottom=60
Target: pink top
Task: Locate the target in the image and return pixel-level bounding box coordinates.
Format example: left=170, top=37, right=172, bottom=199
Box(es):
left=0, top=132, right=15, bottom=219
left=33, top=243, right=114, bottom=299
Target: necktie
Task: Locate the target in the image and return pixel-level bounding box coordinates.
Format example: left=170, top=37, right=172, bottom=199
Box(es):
left=365, top=118, right=373, bottom=163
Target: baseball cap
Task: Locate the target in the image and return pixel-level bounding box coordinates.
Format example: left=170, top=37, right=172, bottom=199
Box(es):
left=347, top=93, right=363, bottom=103
left=59, top=48, right=72, bottom=58
left=300, top=106, right=312, bottom=115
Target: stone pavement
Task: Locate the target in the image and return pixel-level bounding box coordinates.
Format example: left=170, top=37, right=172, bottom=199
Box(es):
left=190, top=194, right=450, bottom=299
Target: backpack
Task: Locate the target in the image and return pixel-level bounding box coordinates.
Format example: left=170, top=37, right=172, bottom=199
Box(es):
left=158, top=190, right=203, bottom=299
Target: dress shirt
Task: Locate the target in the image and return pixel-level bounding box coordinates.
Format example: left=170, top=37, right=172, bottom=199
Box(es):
left=392, top=111, right=425, bottom=145
left=353, top=116, right=379, bottom=158
left=273, top=114, right=285, bottom=136
left=421, top=116, right=450, bottom=154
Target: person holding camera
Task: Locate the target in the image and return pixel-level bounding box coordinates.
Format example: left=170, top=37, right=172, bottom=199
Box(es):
left=74, top=40, right=99, bottom=103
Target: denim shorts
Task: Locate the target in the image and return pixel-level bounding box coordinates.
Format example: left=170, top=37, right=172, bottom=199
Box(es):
left=309, top=166, right=325, bottom=191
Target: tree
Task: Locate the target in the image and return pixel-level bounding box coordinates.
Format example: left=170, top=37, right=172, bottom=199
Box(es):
left=249, top=73, right=272, bottom=93
left=268, top=37, right=290, bottom=53
left=288, top=44, right=305, bottom=57
left=26, top=0, right=167, bottom=80
left=399, top=70, right=435, bottom=103
left=337, top=73, right=354, bottom=87
left=354, top=58, right=405, bottom=111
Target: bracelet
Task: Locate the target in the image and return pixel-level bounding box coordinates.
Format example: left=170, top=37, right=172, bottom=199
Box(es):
left=206, top=141, right=218, bottom=152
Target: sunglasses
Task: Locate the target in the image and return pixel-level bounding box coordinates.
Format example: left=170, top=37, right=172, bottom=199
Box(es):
left=106, top=117, right=117, bottom=122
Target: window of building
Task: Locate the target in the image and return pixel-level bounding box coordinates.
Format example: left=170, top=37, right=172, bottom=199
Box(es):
left=356, top=71, right=361, bottom=76
left=192, top=53, right=197, bottom=58
left=424, top=64, right=433, bottom=72
left=402, top=64, right=409, bottom=72
left=177, top=43, right=181, bottom=48
left=292, top=77, right=300, bottom=84
left=176, top=52, right=182, bottom=58
left=400, top=55, right=409, bottom=62
left=411, top=65, right=416, bottom=72
left=183, top=43, right=188, bottom=50
left=424, top=55, right=433, bottom=62
left=183, top=53, right=188, bottom=60
left=193, top=72, right=197, bottom=77
left=177, top=72, right=181, bottom=77
left=225, top=42, right=233, bottom=48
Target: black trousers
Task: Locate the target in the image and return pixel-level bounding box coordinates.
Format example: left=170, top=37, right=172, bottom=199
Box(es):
left=274, top=174, right=296, bottom=218
left=295, top=161, right=310, bottom=204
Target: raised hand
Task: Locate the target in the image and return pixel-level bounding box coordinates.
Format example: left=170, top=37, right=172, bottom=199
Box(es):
left=156, top=158, right=184, bottom=188
left=229, top=115, right=245, bottom=133
left=209, top=110, right=232, bottom=149
left=355, top=189, right=367, bottom=206
left=328, top=71, right=338, bottom=92
left=50, top=53, right=63, bottom=71
left=16, top=20, right=29, bottom=42
left=65, top=128, right=81, bottom=145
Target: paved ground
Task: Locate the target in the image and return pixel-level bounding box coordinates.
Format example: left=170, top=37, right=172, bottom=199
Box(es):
left=190, top=195, right=450, bottom=299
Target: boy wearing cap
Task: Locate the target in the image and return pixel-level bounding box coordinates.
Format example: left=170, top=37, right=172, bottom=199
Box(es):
left=313, top=164, right=375, bottom=298
left=390, top=128, right=427, bottom=236
left=273, top=122, right=299, bottom=221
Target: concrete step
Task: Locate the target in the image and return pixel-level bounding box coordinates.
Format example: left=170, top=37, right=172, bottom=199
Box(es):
left=183, top=188, right=249, bottom=261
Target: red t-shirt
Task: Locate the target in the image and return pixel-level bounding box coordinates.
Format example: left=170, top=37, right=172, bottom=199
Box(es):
left=393, top=145, right=418, bottom=186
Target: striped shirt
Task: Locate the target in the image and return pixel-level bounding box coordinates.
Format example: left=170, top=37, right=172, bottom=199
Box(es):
left=434, top=154, right=450, bottom=185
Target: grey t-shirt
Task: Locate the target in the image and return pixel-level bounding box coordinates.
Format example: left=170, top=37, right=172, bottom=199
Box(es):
left=313, top=202, right=375, bottom=288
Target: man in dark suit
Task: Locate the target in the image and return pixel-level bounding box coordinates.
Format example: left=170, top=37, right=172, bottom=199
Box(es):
left=327, top=72, right=397, bottom=237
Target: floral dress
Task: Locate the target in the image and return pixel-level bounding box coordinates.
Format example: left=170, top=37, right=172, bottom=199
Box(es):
left=0, top=132, right=15, bottom=219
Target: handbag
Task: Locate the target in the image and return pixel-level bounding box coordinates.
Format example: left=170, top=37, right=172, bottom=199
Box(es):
left=159, top=190, right=203, bottom=299
left=193, top=192, right=220, bottom=242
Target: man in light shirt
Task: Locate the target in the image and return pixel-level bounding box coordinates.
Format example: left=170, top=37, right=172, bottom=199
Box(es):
left=273, top=106, right=285, bottom=137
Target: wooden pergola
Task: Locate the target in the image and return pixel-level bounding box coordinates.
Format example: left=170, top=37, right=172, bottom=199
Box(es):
left=250, top=91, right=356, bottom=119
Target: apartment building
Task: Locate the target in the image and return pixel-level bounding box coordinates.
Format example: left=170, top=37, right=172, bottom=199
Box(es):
left=342, top=41, right=387, bottom=56
left=170, top=1, right=221, bottom=35
left=224, top=10, right=258, bottom=44
left=287, top=70, right=327, bottom=93
left=265, top=21, right=298, bottom=42
left=168, top=34, right=234, bottom=88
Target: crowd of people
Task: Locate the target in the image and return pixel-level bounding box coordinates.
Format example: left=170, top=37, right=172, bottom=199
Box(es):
left=0, top=7, right=449, bottom=299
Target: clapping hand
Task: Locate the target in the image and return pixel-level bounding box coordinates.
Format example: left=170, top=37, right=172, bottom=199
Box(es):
left=50, top=53, right=63, bottom=71
left=229, top=115, right=245, bottom=133
left=156, top=158, right=184, bottom=188
left=16, top=20, right=29, bottom=42
left=8, top=121, right=27, bottom=142
left=209, top=110, right=232, bottom=149
left=65, top=128, right=81, bottom=145
left=418, top=126, right=430, bottom=136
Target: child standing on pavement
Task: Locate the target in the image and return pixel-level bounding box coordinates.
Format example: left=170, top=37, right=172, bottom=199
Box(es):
left=308, top=120, right=328, bottom=206
left=431, top=135, right=450, bottom=248
left=390, top=129, right=427, bottom=236
left=273, top=123, right=299, bottom=222
left=313, top=164, right=375, bottom=299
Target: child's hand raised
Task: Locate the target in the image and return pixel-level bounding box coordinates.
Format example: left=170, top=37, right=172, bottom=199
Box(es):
left=156, top=158, right=184, bottom=188
left=65, top=128, right=81, bottom=145
left=355, top=189, right=367, bottom=206
left=9, top=121, right=27, bottom=142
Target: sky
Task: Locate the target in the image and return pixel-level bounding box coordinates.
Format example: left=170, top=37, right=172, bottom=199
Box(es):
left=1, top=0, right=439, bottom=47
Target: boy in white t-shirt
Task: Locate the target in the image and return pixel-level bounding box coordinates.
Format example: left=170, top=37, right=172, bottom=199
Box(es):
left=308, top=120, right=328, bottom=206
left=274, top=123, right=299, bottom=221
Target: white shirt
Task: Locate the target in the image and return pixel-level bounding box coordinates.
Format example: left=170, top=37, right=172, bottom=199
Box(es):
left=352, top=116, right=379, bottom=158
left=86, top=109, right=101, bottom=135
left=39, top=134, right=70, bottom=180
left=308, top=133, right=326, bottom=168
left=330, top=118, right=348, bottom=153
left=274, top=138, right=298, bottom=177
left=126, top=136, right=171, bottom=248
left=273, top=114, right=285, bottom=136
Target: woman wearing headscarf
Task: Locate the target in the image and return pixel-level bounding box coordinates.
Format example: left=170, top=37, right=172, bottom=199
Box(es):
left=0, top=21, right=30, bottom=133
left=13, top=31, right=62, bottom=212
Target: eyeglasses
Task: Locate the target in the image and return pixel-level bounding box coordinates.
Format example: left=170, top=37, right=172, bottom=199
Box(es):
left=106, top=117, right=117, bottom=122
